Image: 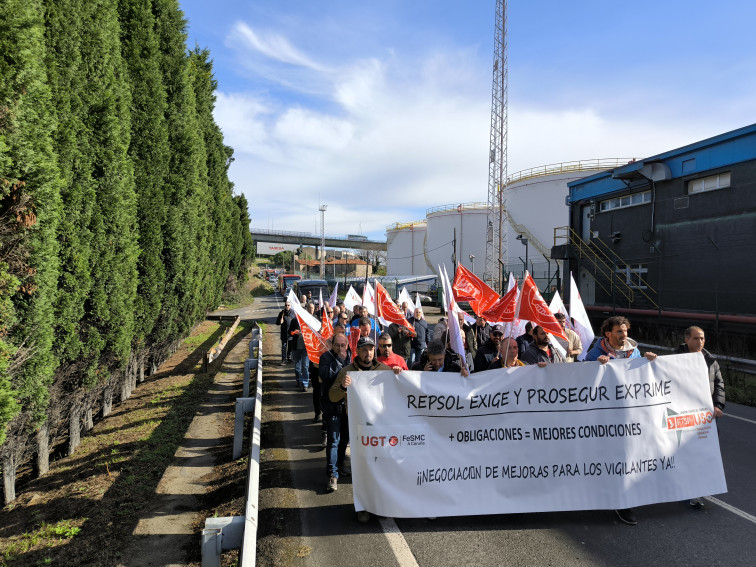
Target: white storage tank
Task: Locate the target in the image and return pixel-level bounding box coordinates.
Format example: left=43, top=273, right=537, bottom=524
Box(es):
left=425, top=202, right=488, bottom=278
left=501, top=160, right=634, bottom=268
left=386, top=220, right=429, bottom=276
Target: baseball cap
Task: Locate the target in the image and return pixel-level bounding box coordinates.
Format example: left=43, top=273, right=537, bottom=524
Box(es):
left=357, top=336, right=375, bottom=349
left=491, top=324, right=504, bottom=334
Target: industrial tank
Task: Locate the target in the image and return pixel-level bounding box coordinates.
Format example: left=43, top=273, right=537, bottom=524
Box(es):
left=424, top=203, right=488, bottom=278
left=501, top=160, right=634, bottom=270
left=386, top=220, right=429, bottom=276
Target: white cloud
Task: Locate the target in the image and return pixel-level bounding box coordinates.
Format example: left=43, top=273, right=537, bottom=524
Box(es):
left=219, top=20, right=756, bottom=240
left=228, top=21, right=328, bottom=72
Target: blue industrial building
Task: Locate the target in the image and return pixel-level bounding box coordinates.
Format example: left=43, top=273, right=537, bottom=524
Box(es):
left=553, top=123, right=756, bottom=337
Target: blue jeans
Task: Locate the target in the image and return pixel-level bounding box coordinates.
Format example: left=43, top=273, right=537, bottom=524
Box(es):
left=292, top=348, right=309, bottom=387
left=409, top=348, right=424, bottom=369
left=326, top=411, right=349, bottom=478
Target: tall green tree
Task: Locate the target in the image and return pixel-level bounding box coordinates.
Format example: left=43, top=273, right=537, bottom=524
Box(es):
left=46, top=0, right=138, bottom=387
left=118, top=0, right=169, bottom=349
left=152, top=0, right=205, bottom=342
left=189, top=46, right=235, bottom=307
left=0, top=0, right=62, bottom=437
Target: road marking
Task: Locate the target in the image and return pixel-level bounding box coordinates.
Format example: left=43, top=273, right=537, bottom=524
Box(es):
left=706, top=496, right=756, bottom=525
left=378, top=517, right=420, bottom=567
left=724, top=413, right=756, bottom=426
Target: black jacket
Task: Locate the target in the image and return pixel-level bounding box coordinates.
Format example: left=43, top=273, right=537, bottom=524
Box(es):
left=409, top=317, right=429, bottom=351
left=673, top=345, right=725, bottom=410
left=319, top=349, right=349, bottom=413
left=276, top=308, right=294, bottom=341
left=473, top=338, right=499, bottom=373
left=520, top=344, right=561, bottom=365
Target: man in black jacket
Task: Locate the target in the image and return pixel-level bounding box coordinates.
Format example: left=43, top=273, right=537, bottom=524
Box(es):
left=319, top=334, right=351, bottom=492
left=472, top=324, right=504, bottom=372
left=674, top=325, right=725, bottom=509
left=276, top=300, right=294, bottom=364
left=520, top=326, right=566, bottom=365
left=409, top=308, right=429, bottom=368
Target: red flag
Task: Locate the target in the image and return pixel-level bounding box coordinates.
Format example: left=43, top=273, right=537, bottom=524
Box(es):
left=452, top=264, right=499, bottom=316
left=480, top=283, right=518, bottom=323
left=320, top=307, right=333, bottom=340
left=295, top=313, right=329, bottom=364
left=517, top=273, right=567, bottom=340
left=348, top=327, right=361, bottom=361
left=374, top=281, right=416, bottom=336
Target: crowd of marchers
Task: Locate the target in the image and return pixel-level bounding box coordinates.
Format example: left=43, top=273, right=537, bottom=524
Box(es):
left=276, top=295, right=725, bottom=526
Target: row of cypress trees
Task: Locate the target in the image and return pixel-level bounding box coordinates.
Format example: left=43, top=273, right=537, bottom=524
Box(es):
left=0, top=0, right=254, bottom=501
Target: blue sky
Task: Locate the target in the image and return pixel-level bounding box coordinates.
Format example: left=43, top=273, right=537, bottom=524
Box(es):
left=180, top=0, right=756, bottom=240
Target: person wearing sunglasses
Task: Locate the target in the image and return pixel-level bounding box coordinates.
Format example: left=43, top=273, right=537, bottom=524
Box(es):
left=376, top=333, right=408, bottom=370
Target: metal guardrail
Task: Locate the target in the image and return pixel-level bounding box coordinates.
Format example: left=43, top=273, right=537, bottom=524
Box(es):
left=202, top=323, right=263, bottom=567
left=250, top=227, right=384, bottom=244
left=506, top=158, right=637, bottom=185
left=638, top=343, right=756, bottom=375
left=425, top=202, right=488, bottom=216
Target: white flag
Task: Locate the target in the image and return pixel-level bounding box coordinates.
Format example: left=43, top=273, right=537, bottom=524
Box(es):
left=502, top=273, right=526, bottom=338
left=287, top=289, right=321, bottom=332
left=441, top=265, right=467, bottom=369
left=548, top=290, right=569, bottom=320
left=569, top=274, right=595, bottom=361
left=328, top=282, right=339, bottom=308
left=398, top=286, right=415, bottom=313
left=362, top=281, right=377, bottom=317
left=344, top=285, right=361, bottom=312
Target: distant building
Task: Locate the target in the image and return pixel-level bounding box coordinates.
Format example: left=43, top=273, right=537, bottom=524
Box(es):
left=554, top=123, right=756, bottom=333
left=296, top=257, right=371, bottom=279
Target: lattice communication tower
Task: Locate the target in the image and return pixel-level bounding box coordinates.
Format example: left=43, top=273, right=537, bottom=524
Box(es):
left=483, top=0, right=508, bottom=292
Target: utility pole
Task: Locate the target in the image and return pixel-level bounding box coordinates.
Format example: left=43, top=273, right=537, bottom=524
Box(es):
left=484, top=0, right=508, bottom=291
left=319, top=204, right=327, bottom=278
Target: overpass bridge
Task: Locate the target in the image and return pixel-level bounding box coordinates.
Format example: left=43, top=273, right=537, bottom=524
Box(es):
left=250, top=228, right=387, bottom=251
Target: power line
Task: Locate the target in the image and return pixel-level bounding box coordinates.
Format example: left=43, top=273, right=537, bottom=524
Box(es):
left=384, top=240, right=452, bottom=261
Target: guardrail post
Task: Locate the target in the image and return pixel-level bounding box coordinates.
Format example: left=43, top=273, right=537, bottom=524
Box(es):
left=248, top=338, right=260, bottom=359
left=243, top=358, right=258, bottom=398
left=233, top=397, right=256, bottom=460
left=201, top=528, right=222, bottom=567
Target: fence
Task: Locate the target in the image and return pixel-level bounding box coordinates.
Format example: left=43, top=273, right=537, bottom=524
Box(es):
left=201, top=323, right=263, bottom=567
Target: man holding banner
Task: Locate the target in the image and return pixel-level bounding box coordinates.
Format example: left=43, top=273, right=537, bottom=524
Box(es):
left=585, top=316, right=657, bottom=365
left=320, top=334, right=350, bottom=492
left=329, top=336, right=392, bottom=521
left=586, top=315, right=658, bottom=525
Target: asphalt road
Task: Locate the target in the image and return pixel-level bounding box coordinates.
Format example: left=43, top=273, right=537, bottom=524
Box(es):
left=251, top=292, right=756, bottom=567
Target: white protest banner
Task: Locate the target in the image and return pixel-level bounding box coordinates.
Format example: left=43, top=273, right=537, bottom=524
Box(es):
left=347, top=353, right=726, bottom=518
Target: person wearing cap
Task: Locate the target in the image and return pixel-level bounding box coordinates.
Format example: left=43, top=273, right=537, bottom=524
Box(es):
left=472, top=324, right=505, bottom=372
left=320, top=333, right=350, bottom=491
left=329, top=336, right=394, bottom=520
